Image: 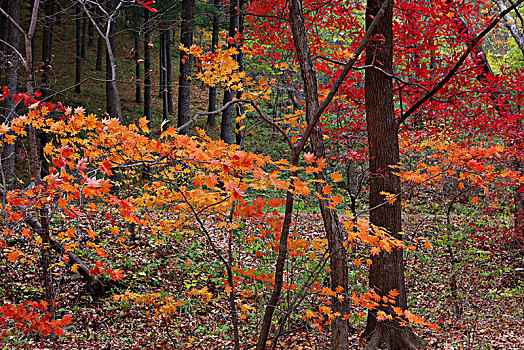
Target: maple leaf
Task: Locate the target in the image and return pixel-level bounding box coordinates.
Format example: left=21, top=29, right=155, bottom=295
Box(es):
left=95, top=248, right=107, bottom=258
left=7, top=250, right=21, bottom=262
left=322, top=184, right=332, bottom=195
left=331, top=171, right=343, bottom=182
left=304, top=152, right=316, bottom=164
left=100, top=160, right=113, bottom=175
left=305, top=309, right=317, bottom=318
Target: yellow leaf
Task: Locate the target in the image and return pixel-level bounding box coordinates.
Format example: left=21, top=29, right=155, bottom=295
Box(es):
left=71, top=264, right=80, bottom=273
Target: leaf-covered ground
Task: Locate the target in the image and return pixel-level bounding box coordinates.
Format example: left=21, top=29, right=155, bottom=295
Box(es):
left=1, top=207, right=523, bottom=349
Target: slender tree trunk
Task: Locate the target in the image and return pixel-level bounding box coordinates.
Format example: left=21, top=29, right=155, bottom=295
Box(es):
left=87, top=12, right=94, bottom=47
left=2, top=0, right=19, bottom=190
left=288, top=0, right=349, bottom=348
left=494, top=0, right=524, bottom=53
left=235, top=0, right=245, bottom=147
left=206, top=0, right=220, bottom=126
left=159, top=30, right=169, bottom=128
left=220, top=0, right=239, bottom=143
left=41, top=0, right=53, bottom=97
left=105, top=1, right=121, bottom=119
left=81, top=16, right=87, bottom=59
left=143, top=8, right=152, bottom=127
left=0, top=0, right=7, bottom=84
left=166, top=26, right=173, bottom=113
left=40, top=208, right=55, bottom=319
left=134, top=18, right=142, bottom=104
left=362, top=1, right=422, bottom=348
left=177, top=0, right=194, bottom=135
left=75, top=3, right=81, bottom=93
left=159, top=29, right=165, bottom=98
left=40, top=0, right=53, bottom=178
left=95, top=7, right=103, bottom=71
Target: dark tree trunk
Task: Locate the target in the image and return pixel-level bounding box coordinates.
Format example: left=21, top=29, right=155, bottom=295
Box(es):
left=105, top=3, right=121, bottom=119
left=220, top=0, right=239, bottom=143
left=143, top=8, right=152, bottom=128
left=206, top=0, right=220, bottom=126
left=80, top=16, right=87, bottom=59
left=166, top=26, right=173, bottom=113
left=0, top=0, right=7, bottom=83
left=159, top=29, right=165, bottom=98
left=40, top=208, right=55, bottom=319
left=235, top=0, right=245, bottom=147
left=362, top=1, right=423, bottom=348
left=75, top=3, right=81, bottom=93
left=288, top=0, right=349, bottom=348
left=2, top=0, right=20, bottom=190
left=134, top=18, right=141, bottom=104
left=177, top=0, right=194, bottom=135
left=87, top=12, right=94, bottom=47
left=160, top=30, right=169, bottom=128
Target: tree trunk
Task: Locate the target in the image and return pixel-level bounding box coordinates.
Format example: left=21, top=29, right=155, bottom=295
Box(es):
left=40, top=0, right=53, bottom=178
left=143, top=8, right=152, bottom=127
left=87, top=11, right=94, bottom=47
left=0, top=0, right=8, bottom=83
left=177, top=0, right=194, bottom=135
left=159, top=29, right=165, bottom=98
left=75, top=3, right=81, bottom=93
left=134, top=17, right=141, bottom=104
left=40, top=0, right=53, bottom=97
left=288, top=0, right=349, bottom=348
left=362, top=1, right=423, bottom=348
left=80, top=16, right=87, bottom=59
left=220, top=0, right=239, bottom=143
left=159, top=30, right=169, bottom=129
left=166, top=26, right=173, bottom=114
left=40, top=208, right=55, bottom=319
left=105, top=1, right=121, bottom=119
left=2, top=0, right=19, bottom=190
left=235, top=0, right=245, bottom=147
left=207, top=0, right=219, bottom=126
left=494, top=0, right=524, bottom=54
left=95, top=7, right=103, bottom=71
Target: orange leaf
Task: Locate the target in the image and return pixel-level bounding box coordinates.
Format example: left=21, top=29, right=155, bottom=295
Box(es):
left=331, top=171, right=343, bottom=182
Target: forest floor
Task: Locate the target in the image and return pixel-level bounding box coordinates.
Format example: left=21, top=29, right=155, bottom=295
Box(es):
left=1, top=209, right=523, bottom=350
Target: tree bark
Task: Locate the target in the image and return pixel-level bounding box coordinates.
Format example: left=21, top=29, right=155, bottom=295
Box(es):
left=134, top=15, right=141, bottom=104
left=95, top=6, right=103, bottom=71
left=40, top=0, right=53, bottom=97
left=220, top=0, right=239, bottom=143
left=0, top=0, right=8, bottom=83
left=288, top=0, right=349, bottom=348
left=143, top=7, right=152, bottom=127
left=207, top=0, right=220, bottom=126
left=177, top=0, right=194, bottom=135
left=494, top=0, right=524, bottom=54
left=235, top=0, right=245, bottom=147
left=166, top=26, right=173, bottom=114
left=160, top=30, right=169, bottom=129
left=105, top=1, right=121, bottom=119
left=362, top=0, right=423, bottom=348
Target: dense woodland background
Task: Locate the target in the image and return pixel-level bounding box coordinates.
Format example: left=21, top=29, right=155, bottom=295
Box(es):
left=0, top=0, right=523, bottom=349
